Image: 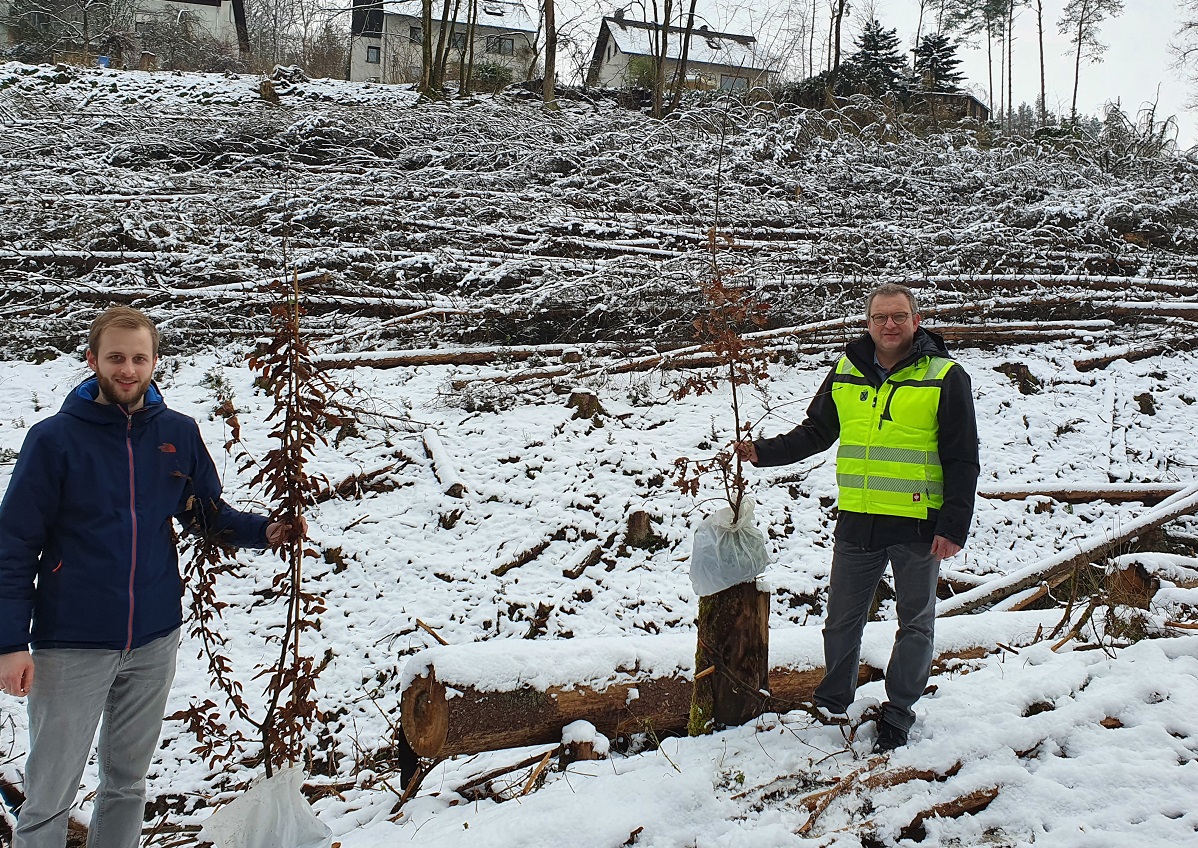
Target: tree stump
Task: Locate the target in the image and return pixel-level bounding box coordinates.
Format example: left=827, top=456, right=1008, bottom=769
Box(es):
left=568, top=390, right=604, bottom=420
left=689, top=581, right=770, bottom=734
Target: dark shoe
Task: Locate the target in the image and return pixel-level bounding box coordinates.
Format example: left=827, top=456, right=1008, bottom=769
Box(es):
left=874, top=719, right=908, bottom=753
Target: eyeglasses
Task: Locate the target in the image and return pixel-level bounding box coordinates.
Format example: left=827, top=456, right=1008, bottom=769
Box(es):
left=869, top=312, right=911, bottom=326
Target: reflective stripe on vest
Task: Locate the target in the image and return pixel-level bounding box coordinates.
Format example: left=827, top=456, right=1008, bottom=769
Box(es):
left=831, top=354, right=955, bottom=519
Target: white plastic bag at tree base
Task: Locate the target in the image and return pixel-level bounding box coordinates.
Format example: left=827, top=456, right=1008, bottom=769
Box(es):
left=199, top=766, right=332, bottom=848
left=689, top=497, right=770, bottom=597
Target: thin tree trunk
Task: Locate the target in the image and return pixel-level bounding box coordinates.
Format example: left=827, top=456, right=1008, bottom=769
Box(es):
left=420, top=0, right=435, bottom=95
left=668, top=0, right=699, bottom=113
left=985, top=17, right=994, bottom=114
left=1007, top=1, right=1014, bottom=133
left=434, top=0, right=461, bottom=88
left=652, top=0, right=672, bottom=119
left=1071, top=2, right=1087, bottom=121
left=462, top=0, right=478, bottom=93
left=1036, top=0, right=1047, bottom=126
left=542, top=0, right=557, bottom=108
left=809, top=0, right=817, bottom=78
left=915, top=0, right=926, bottom=71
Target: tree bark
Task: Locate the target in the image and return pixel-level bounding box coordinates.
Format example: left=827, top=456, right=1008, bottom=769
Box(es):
left=689, top=582, right=770, bottom=734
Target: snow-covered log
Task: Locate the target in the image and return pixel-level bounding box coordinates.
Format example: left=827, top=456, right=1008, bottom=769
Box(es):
left=398, top=610, right=1060, bottom=758
left=977, top=482, right=1186, bottom=505
left=939, top=484, right=1198, bottom=616
left=422, top=429, right=467, bottom=498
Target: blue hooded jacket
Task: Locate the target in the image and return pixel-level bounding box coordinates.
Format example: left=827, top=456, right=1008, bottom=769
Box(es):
left=0, top=378, right=269, bottom=653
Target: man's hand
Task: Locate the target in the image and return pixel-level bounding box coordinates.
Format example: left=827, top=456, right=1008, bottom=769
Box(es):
left=931, top=535, right=962, bottom=561
left=266, top=515, right=309, bottom=547
left=0, top=651, right=34, bottom=698
left=734, top=440, right=759, bottom=465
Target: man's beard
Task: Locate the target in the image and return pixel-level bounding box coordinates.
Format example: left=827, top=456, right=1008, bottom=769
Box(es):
left=97, top=373, right=151, bottom=409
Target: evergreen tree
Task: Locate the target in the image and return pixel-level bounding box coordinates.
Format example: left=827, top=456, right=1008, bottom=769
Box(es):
left=851, top=19, right=910, bottom=97
left=912, top=31, right=964, bottom=92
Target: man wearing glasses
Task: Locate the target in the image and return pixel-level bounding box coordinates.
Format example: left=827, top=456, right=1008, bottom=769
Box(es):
left=736, top=283, right=979, bottom=752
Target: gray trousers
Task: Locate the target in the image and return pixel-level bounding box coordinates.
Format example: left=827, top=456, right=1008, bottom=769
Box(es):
left=15, top=628, right=180, bottom=848
left=813, top=538, right=939, bottom=732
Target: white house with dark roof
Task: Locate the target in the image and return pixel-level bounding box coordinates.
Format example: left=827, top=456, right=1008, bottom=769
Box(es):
left=349, top=0, right=536, bottom=85
left=586, top=13, right=777, bottom=91
left=0, top=0, right=246, bottom=64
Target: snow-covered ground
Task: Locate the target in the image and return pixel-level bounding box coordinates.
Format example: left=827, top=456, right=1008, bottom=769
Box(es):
left=2, top=63, right=1198, bottom=847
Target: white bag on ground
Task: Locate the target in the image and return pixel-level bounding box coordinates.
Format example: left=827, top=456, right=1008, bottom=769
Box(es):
left=689, top=497, right=770, bottom=597
left=199, top=766, right=332, bottom=848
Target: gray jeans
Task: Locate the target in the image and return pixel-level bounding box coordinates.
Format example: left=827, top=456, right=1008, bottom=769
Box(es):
left=15, top=628, right=180, bottom=848
left=813, top=538, right=939, bottom=732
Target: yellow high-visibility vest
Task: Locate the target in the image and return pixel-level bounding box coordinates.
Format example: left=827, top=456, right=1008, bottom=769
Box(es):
left=830, top=354, right=956, bottom=519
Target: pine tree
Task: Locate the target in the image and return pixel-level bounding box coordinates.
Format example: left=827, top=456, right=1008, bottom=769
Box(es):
left=913, top=31, right=965, bottom=92
left=852, top=19, right=910, bottom=97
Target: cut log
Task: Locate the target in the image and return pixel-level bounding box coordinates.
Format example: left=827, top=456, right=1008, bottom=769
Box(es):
left=689, top=582, right=770, bottom=734
left=977, top=482, right=1186, bottom=505
left=399, top=610, right=1060, bottom=758
left=938, top=484, right=1198, bottom=617
left=422, top=428, right=467, bottom=498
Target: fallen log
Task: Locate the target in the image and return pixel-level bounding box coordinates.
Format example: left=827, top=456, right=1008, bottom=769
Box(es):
left=1074, top=336, right=1198, bottom=372
left=422, top=429, right=466, bottom=498
left=398, top=610, right=1059, bottom=758
left=938, top=484, right=1198, bottom=616
left=977, top=482, right=1186, bottom=505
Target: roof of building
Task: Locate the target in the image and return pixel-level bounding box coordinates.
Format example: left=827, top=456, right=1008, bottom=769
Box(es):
left=375, top=0, right=535, bottom=33
left=601, top=17, right=775, bottom=73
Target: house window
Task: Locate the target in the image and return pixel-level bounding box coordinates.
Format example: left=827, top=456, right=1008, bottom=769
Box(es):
left=366, top=45, right=381, bottom=63
left=720, top=75, right=748, bottom=90
left=410, top=26, right=422, bottom=43
left=450, top=31, right=468, bottom=51
left=486, top=36, right=514, bottom=55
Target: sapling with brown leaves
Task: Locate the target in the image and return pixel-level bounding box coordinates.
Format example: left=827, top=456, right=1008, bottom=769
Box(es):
left=672, top=227, right=770, bottom=523
left=176, top=272, right=345, bottom=777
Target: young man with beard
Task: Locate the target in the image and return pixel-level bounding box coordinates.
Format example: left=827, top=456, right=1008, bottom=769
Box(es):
left=737, top=284, right=979, bottom=752
left=0, top=307, right=302, bottom=848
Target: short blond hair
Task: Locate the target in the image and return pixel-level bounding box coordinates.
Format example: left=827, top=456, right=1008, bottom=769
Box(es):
left=88, top=307, right=160, bottom=358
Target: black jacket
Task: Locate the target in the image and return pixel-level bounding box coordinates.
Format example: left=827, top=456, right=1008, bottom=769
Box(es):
left=753, top=328, right=980, bottom=549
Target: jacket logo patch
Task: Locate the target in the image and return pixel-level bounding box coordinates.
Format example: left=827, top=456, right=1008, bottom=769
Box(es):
left=912, top=493, right=921, bottom=502
left=158, top=443, right=177, bottom=453
left=860, top=391, right=869, bottom=402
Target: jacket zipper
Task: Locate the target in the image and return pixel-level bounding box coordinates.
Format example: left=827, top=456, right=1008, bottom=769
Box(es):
left=125, top=412, right=137, bottom=651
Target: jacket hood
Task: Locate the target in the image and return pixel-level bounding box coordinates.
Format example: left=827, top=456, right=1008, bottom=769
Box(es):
left=845, top=327, right=952, bottom=380
left=61, top=378, right=166, bottom=424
